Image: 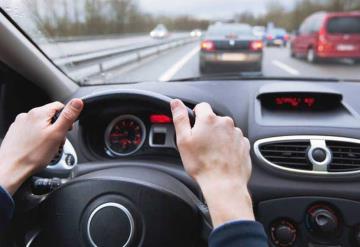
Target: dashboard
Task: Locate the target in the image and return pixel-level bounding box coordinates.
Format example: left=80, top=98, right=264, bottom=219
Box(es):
left=62, top=79, right=360, bottom=247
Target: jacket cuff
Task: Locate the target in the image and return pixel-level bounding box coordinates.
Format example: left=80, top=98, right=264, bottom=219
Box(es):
left=209, top=220, right=268, bottom=247
left=0, top=185, right=15, bottom=232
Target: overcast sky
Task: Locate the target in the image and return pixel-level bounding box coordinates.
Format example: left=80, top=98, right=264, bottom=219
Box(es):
left=139, top=0, right=296, bottom=19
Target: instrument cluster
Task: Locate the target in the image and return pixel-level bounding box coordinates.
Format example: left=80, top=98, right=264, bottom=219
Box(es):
left=83, top=111, right=178, bottom=159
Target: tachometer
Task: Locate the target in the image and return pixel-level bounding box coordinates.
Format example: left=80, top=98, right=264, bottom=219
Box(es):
left=105, top=115, right=146, bottom=156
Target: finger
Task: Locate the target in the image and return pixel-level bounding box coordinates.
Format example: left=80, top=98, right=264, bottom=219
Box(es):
left=28, top=101, right=64, bottom=119
left=235, top=127, right=243, bottom=137
left=60, top=138, right=66, bottom=146
left=43, top=101, right=64, bottom=112
left=243, top=137, right=251, bottom=151
left=171, top=99, right=191, bottom=141
left=53, top=99, right=83, bottom=133
left=193, top=102, right=215, bottom=121
left=221, top=116, right=235, bottom=127
left=15, top=113, right=27, bottom=121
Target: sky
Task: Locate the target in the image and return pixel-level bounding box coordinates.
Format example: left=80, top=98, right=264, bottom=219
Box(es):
left=139, top=0, right=297, bottom=19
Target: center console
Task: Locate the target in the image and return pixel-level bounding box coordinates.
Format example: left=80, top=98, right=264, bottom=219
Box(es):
left=250, top=83, right=360, bottom=246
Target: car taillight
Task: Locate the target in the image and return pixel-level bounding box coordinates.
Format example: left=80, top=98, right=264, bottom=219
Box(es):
left=317, top=27, right=329, bottom=52
left=267, top=35, right=273, bottom=40
left=250, top=40, right=263, bottom=51
left=318, top=27, right=327, bottom=43
left=201, top=40, right=215, bottom=51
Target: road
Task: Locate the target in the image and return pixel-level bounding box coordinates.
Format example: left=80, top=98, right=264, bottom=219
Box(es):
left=87, top=42, right=360, bottom=84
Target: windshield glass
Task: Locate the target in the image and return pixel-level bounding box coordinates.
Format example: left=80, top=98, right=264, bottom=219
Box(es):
left=0, top=0, right=359, bottom=84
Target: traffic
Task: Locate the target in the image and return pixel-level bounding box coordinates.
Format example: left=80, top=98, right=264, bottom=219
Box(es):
left=2, top=0, right=358, bottom=84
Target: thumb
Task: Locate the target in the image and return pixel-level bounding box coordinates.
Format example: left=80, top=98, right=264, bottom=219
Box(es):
left=171, top=99, right=191, bottom=143
left=53, top=98, right=83, bottom=133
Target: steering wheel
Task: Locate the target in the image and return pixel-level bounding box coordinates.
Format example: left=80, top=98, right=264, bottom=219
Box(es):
left=15, top=90, right=212, bottom=247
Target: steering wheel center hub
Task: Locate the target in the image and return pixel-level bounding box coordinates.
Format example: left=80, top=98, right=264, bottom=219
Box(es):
left=87, top=202, right=135, bottom=247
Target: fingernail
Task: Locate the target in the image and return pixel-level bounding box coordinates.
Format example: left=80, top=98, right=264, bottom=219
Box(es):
left=170, top=100, right=179, bottom=111
left=70, top=99, right=83, bottom=110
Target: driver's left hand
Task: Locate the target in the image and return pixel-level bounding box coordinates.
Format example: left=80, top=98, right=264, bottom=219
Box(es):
left=0, top=99, right=83, bottom=195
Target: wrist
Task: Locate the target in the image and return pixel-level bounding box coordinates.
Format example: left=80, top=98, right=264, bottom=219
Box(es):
left=0, top=158, right=33, bottom=195
left=196, top=177, right=255, bottom=228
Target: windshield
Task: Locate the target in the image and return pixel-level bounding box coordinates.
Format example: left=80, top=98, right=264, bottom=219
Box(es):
left=0, top=0, right=359, bottom=84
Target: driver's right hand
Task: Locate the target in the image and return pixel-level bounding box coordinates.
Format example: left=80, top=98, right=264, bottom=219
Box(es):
left=171, top=99, right=255, bottom=228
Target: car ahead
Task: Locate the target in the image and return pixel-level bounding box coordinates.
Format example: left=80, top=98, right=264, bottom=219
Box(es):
left=264, top=28, right=289, bottom=47
left=190, top=29, right=202, bottom=38
left=290, top=11, right=360, bottom=63
left=199, top=23, right=263, bottom=73
left=150, top=24, right=169, bottom=39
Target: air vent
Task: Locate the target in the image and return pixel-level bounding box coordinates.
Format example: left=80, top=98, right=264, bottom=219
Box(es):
left=254, top=136, right=360, bottom=175
left=327, top=141, right=360, bottom=172
left=258, top=141, right=311, bottom=170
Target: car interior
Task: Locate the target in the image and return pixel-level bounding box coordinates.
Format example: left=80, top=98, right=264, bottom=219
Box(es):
left=0, top=1, right=360, bottom=247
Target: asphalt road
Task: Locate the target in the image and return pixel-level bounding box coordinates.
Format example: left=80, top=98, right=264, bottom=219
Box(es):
left=87, top=42, right=360, bottom=84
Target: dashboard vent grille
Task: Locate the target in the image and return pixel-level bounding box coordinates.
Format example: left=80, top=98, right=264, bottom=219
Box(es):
left=327, top=141, right=360, bottom=172
left=259, top=141, right=311, bottom=170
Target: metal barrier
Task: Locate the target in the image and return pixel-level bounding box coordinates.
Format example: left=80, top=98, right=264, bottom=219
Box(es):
left=56, top=35, right=197, bottom=81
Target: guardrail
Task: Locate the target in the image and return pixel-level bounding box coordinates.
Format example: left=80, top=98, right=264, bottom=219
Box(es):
left=57, top=35, right=197, bottom=81
left=50, top=33, right=147, bottom=43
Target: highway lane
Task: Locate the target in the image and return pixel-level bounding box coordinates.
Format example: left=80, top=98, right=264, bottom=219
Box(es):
left=263, top=47, right=360, bottom=80
left=88, top=42, right=360, bottom=84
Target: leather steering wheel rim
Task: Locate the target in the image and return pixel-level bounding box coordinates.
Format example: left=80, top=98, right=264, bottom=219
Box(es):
left=80, top=89, right=195, bottom=125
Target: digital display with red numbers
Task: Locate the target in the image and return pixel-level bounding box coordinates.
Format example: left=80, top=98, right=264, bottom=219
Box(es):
left=260, top=93, right=342, bottom=111
left=275, top=96, right=316, bottom=109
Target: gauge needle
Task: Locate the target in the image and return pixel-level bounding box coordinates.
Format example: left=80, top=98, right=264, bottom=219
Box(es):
left=111, top=132, right=127, bottom=137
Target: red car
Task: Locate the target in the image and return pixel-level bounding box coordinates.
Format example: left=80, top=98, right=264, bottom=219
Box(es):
left=290, top=11, right=360, bottom=63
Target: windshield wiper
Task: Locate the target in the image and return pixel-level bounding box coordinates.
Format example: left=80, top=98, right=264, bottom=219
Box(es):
left=169, top=72, right=346, bottom=82
left=79, top=78, right=142, bottom=86
left=168, top=72, right=263, bottom=82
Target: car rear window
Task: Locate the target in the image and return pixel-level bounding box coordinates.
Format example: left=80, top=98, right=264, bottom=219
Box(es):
left=208, top=26, right=252, bottom=36
left=327, top=16, right=360, bottom=34
left=269, top=28, right=286, bottom=35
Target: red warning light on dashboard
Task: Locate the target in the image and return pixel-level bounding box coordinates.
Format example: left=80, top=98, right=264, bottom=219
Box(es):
left=150, top=114, right=172, bottom=124
left=275, top=97, right=316, bottom=108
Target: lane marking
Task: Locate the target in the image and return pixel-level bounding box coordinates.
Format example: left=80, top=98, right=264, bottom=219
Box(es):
left=159, top=46, right=200, bottom=81
left=272, top=60, right=300, bottom=76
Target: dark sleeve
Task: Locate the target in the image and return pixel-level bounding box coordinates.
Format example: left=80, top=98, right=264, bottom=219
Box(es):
left=0, top=186, right=14, bottom=232
left=209, top=220, right=268, bottom=247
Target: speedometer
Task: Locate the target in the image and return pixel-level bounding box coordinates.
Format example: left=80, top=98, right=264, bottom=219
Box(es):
left=105, top=115, right=146, bottom=156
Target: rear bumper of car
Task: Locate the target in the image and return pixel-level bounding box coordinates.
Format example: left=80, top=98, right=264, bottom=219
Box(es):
left=317, top=51, right=360, bottom=59
left=200, top=51, right=262, bottom=64
left=266, top=39, right=286, bottom=46
left=316, top=43, right=360, bottom=59
left=200, top=51, right=262, bottom=72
